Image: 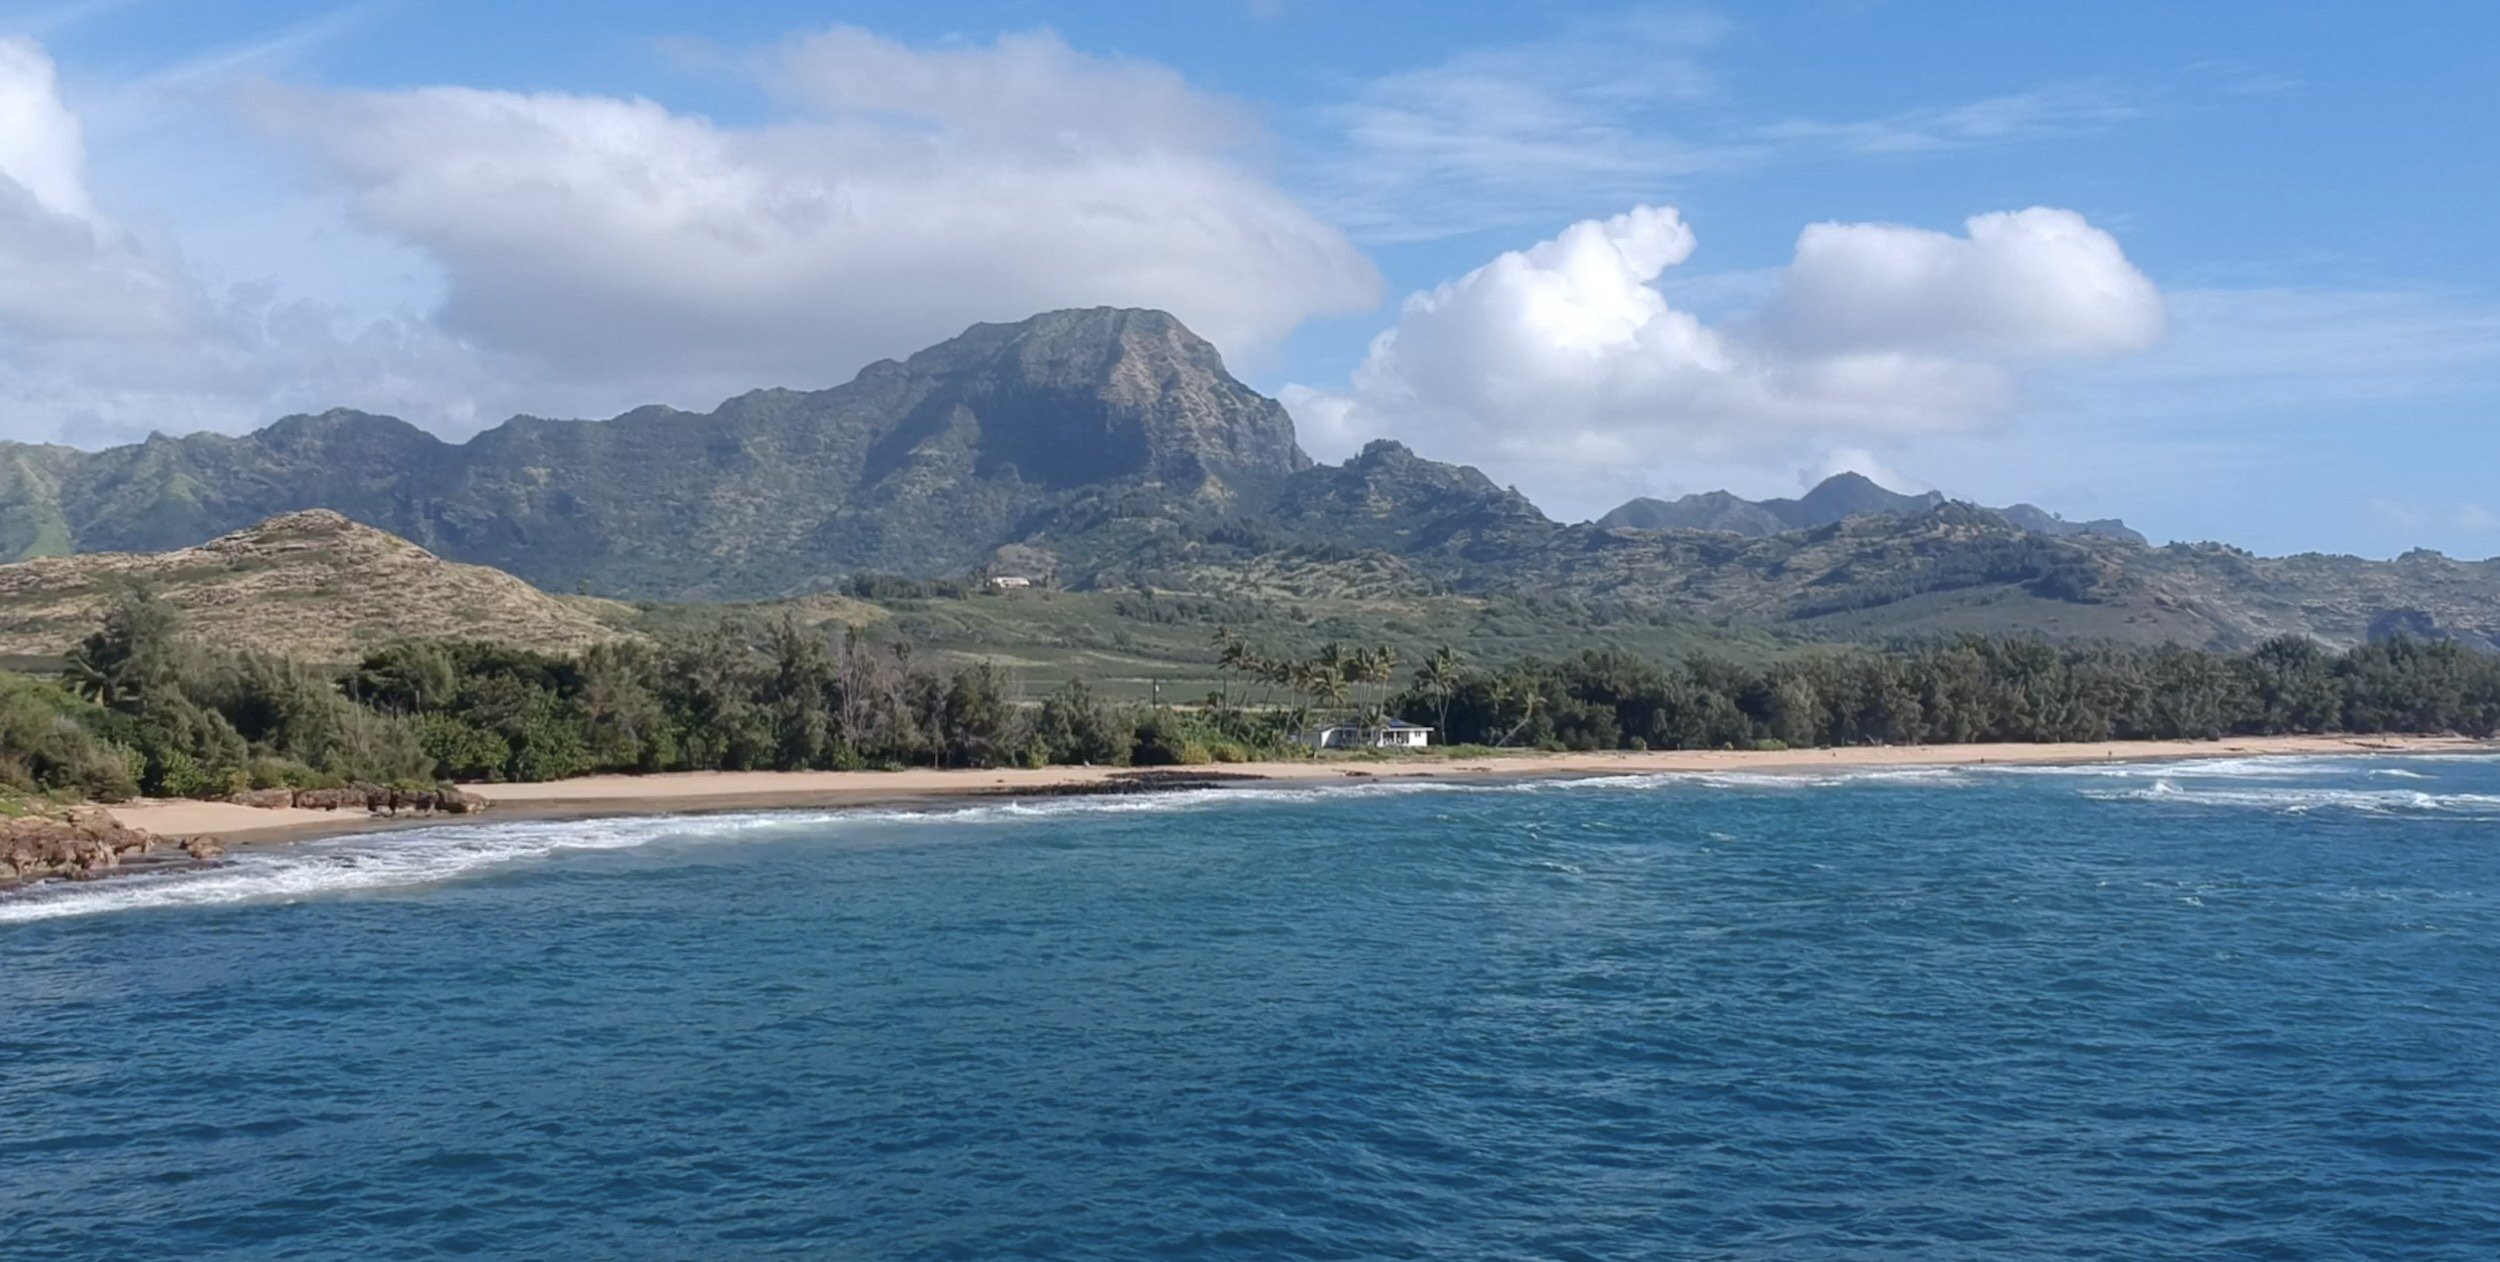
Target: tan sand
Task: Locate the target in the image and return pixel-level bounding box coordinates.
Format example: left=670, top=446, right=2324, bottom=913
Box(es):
left=98, top=800, right=436, bottom=843
left=100, top=733, right=2492, bottom=847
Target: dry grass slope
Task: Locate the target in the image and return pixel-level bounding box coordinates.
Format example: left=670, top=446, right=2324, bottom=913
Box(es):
left=0, top=510, right=634, bottom=662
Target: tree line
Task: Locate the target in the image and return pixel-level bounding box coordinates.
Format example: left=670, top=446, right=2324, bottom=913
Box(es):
left=3, top=595, right=1162, bottom=803
left=3, top=593, right=2497, bottom=807
left=1395, top=635, right=2500, bottom=750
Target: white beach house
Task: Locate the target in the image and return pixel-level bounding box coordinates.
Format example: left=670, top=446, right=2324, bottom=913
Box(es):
left=1301, top=719, right=1433, bottom=750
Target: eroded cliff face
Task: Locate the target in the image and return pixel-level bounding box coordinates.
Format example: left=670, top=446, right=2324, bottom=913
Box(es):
left=0, top=309, right=1314, bottom=599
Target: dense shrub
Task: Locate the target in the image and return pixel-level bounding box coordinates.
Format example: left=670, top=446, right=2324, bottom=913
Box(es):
left=15, top=591, right=2500, bottom=804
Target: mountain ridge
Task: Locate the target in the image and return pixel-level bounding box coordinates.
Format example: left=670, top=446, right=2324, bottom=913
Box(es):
left=2, top=308, right=1309, bottom=598
left=0, top=307, right=2493, bottom=651
left=1598, top=473, right=2147, bottom=545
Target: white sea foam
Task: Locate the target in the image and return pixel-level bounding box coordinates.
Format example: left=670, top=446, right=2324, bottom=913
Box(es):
left=1979, top=755, right=2364, bottom=781
left=11, top=749, right=2448, bottom=922
left=0, top=783, right=1513, bottom=923
left=1525, top=765, right=1974, bottom=793
left=0, top=814, right=775, bottom=925
left=2083, top=780, right=2500, bottom=818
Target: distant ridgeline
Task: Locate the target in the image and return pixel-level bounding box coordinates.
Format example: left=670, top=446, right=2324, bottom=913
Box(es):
left=1594, top=473, right=2146, bottom=545
left=2, top=307, right=2497, bottom=651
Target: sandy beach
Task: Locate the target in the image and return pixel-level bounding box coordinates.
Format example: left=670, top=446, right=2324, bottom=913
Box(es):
left=96, top=733, right=2493, bottom=847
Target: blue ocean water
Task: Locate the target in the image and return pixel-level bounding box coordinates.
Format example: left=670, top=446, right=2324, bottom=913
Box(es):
left=5, top=756, right=2500, bottom=1260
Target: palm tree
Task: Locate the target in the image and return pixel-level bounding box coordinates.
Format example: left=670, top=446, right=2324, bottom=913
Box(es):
left=1306, top=659, right=1352, bottom=713
left=1416, top=646, right=1465, bottom=737
left=1213, top=627, right=1250, bottom=711
left=1494, top=684, right=1544, bottom=749
left=1358, top=646, right=1397, bottom=726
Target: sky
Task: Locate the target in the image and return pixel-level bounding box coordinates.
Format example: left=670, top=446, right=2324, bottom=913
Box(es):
left=1, top=0, right=2496, bottom=557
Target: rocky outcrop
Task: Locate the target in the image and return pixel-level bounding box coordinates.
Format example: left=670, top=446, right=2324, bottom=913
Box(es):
left=288, top=785, right=378, bottom=812
left=2, top=810, right=178, bottom=883
left=229, top=784, right=490, bottom=816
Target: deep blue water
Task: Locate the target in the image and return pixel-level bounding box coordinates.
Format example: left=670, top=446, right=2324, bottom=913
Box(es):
left=5, top=755, right=2500, bottom=1259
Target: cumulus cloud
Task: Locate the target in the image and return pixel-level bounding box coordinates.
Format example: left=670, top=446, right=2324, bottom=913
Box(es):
left=1284, top=204, right=2165, bottom=516
left=0, top=27, right=1378, bottom=446
left=0, top=38, right=521, bottom=445
left=261, top=26, right=1379, bottom=385
left=0, top=39, right=91, bottom=218
left=0, top=38, right=202, bottom=347
left=1755, top=208, right=2164, bottom=358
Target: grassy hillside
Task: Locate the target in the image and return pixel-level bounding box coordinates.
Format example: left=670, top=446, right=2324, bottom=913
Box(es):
left=0, top=511, right=635, bottom=663
left=631, top=586, right=1799, bottom=702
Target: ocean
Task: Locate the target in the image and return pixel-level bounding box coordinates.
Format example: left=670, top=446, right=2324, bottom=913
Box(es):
left=5, top=755, right=2498, bottom=1259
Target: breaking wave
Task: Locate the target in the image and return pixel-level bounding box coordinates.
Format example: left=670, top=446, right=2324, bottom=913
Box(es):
left=2083, top=779, right=2500, bottom=818
left=0, top=766, right=1997, bottom=923
left=19, top=750, right=2459, bottom=923
left=1979, top=755, right=2371, bottom=781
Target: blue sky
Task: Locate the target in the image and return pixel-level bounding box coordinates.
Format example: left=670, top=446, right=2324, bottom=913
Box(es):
left=3, top=0, right=2497, bottom=557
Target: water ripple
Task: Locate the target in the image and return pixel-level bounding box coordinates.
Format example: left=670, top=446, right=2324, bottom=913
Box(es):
left=4, top=756, right=2499, bottom=1258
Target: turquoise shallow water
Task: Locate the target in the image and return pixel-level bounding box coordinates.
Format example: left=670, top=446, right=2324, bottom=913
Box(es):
left=5, top=756, right=2499, bottom=1259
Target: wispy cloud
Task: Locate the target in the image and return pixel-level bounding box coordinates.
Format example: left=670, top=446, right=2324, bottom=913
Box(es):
left=1749, top=82, right=2141, bottom=156
left=2369, top=498, right=2500, bottom=540
left=1303, top=9, right=2149, bottom=243
left=122, top=2, right=375, bottom=94
left=1305, top=8, right=1733, bottom=240
left=2043, top=286, right=2500, bottom=412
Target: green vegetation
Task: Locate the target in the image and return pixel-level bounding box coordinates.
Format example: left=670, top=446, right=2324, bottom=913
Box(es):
left=1395, top=635, right=2500, bottom=750
left=4, top=592, right=2497, bottom=808
left=632, top=585, right=1793, bottom=704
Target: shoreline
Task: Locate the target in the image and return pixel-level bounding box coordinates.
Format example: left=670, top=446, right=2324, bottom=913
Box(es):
left=96, top=733, right=2496, bottom=849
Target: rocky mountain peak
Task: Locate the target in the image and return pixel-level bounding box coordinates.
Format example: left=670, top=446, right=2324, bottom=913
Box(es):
left=880, top=307, right=1308, bottom=493
left=1785, top=473, right=1946, bottom=523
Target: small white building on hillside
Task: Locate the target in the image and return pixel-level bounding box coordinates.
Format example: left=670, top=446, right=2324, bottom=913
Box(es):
left=988, top=575, right=1034, bottom=590
left=1300, top=720, right=1433, bottom=750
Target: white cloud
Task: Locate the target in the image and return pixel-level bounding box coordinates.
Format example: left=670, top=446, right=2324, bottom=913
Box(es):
left=0, top=38, right=204, bottom=348
left=1284, top=204, right=2165, bottom=517
left=0, top=38, right=91, bottom=217
left=1311, top=12, right=1729, bottom=241
left=0, top=37, right=514, bottom=445
left=770, top=27, right=1256, bottom=152
left=260, top=26, right=1380, bottom=386
left=0, top=27, right=1380, bottom=446
left=1755, top=208, right=2164, bottom=358
left=1750, top=84, right=2141, bottom=157
left=1305, top=9, right=2147, bottom=245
